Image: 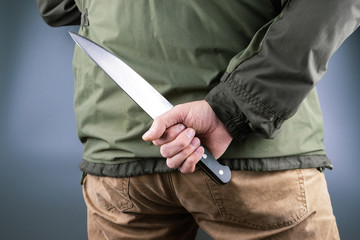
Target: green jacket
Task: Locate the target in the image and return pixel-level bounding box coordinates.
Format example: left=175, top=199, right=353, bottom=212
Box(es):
left=37, top=0, right=360, bottom=177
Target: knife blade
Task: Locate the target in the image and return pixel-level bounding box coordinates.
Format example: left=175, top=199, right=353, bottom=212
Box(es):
left=69, top=32, right=231, bottom=185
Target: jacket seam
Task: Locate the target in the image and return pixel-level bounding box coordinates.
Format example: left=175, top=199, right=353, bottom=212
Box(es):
left=225, top=78, right=285, bottom=122
left=223, top=12, right=286, bottom=122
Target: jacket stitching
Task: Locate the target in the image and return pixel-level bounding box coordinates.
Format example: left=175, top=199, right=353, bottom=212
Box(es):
left=226, top=79, right=285, bottom=122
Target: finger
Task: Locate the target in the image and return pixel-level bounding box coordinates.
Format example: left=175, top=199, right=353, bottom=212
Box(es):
left=166, top=137, right=201, bottom=169
left=142, top=105, right=185, bottom=141
left=152, top=124, right=186, bottom=146
left=160, top=128, right=195, bottom=158
left=179, top=146, right=204, bottom=173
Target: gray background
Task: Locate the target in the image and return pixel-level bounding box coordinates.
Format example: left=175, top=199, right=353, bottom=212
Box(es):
left=0, top=1, right=359, bottom=239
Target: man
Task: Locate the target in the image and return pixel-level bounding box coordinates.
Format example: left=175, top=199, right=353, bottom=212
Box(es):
left=37, top=0, right=359, bottom=239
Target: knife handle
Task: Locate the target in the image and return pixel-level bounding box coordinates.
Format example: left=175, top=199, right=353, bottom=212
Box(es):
left=197, top=145, right=231, bottom=185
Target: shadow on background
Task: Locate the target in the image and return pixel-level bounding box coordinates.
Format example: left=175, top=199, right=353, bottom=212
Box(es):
left=0, top=2, right=359, bottom=239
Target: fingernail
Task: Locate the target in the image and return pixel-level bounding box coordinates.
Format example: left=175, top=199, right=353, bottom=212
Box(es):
left=177, top=124, right=186, bottom=132
left=190, top=138, right=200, bottom=147
left=195, top=146, right=204, bottom=154
left=186, top=128, right=196, bottom=139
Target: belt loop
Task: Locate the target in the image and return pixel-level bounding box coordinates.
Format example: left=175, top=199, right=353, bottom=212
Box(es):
left=80, top=8, right=89, bottom=27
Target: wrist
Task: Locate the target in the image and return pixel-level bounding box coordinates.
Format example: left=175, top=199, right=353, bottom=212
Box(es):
left=204, top=83, right=252, bottom=139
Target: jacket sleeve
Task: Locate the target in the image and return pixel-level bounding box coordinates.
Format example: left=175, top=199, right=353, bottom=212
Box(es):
left=36, top=0, right=81, bottom=27
left=205, top=0, right=360, bottom=139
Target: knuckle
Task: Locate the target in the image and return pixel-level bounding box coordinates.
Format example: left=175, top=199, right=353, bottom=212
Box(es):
left=183, top=144, right=197, bottom=157
left=180, top=156, right=199, bottom=174
left=154, top=116, right=164, bottom=124
left=180, top=163, right=195, bottom=174
left=177, top=141, right=187, bottom=149
left=187, top=156, right=200, bottom=166
left=173, top=104, right=183, bottom=111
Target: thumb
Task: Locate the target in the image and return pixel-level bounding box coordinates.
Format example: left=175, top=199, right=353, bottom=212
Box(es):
left=142, top=106, right=184, bottom=141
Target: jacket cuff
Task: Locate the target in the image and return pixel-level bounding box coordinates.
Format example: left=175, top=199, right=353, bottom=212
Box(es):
left=205, top=80, right=252, bottom=140
left=36, top=0, right=81, bottom=27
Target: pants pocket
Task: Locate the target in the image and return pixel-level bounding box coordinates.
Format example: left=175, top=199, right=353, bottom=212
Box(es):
left=83, top=174, right=133, bottom=213
left=206, top=169, right=308, bottom=230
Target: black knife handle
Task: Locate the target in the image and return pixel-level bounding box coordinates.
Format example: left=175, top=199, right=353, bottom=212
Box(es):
left=197, top=145, right=231, bottom=185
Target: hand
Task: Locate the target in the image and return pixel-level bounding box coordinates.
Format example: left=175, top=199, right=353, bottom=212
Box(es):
left=142, top=100, right=233, bottom=173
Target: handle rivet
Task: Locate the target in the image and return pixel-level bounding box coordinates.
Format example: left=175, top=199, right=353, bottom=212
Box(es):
left=219, top=170, right=224, bottom=175
left=202, top=154, right=208, bottom=159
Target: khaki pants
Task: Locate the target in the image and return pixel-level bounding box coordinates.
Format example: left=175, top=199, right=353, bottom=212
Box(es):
left=82, top=169, right=339, bottom=240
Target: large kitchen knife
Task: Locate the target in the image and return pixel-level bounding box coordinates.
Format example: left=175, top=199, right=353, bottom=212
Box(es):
left=69, top=32, right=231, bottom=185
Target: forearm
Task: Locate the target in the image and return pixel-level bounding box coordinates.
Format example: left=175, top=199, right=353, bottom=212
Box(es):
left=36, top=0, right=81, bottom=27
left=206, top=0, right=360, bottom=139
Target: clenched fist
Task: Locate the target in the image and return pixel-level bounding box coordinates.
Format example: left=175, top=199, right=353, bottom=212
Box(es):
left=142, top=100, right=233, bottom=173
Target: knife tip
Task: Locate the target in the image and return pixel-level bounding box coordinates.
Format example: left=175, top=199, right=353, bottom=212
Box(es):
left=68, top=31, right=81, bottom=46
left=68, top=31, right=76, bottom=38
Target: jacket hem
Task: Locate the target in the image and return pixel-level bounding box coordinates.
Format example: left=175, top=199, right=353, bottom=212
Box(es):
left=220, top=155, right=333, bottom=172
left=79, top=158, right=176, bottom=178
left=79, top=155, right=333, bottom=178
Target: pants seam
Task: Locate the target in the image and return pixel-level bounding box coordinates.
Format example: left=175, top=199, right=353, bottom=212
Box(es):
left=168, top=172, right=183, bottom=205
left=296, top=169, right=308, bottom=215
left=203, top=171, right=226, bottom=219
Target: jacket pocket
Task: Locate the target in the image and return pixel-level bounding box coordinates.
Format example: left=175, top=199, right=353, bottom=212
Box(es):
left=206, top=169, right=308, bottom=230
